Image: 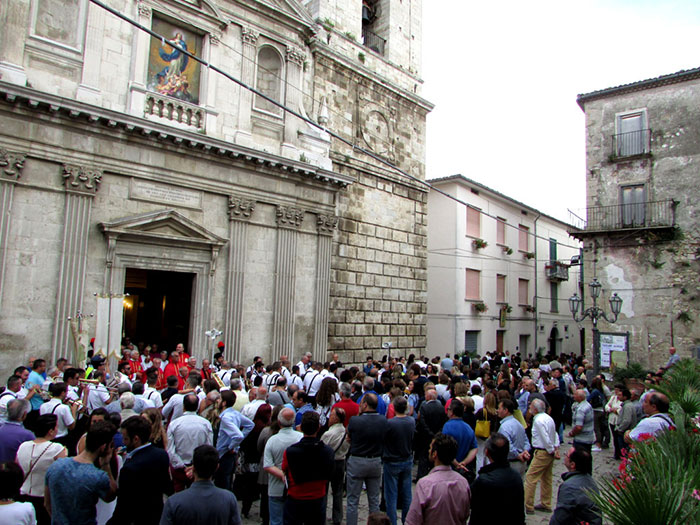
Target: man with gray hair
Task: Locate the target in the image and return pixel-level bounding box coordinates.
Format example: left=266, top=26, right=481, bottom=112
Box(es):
left=263, top=407, right=303, bottom=525
left=0, top=399, right=34, bottom=461
left=524, top=398, right=559, bottom=514
left=332, top=381, right=359, bottom=426
left=358, top=377, right=387, bottom=415
left=241, top=386, right=267, bottom=419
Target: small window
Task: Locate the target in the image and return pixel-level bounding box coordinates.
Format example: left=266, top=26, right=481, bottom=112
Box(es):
left=519, top=334, right=529, bottom=354
left=620, top=184, right=646, bottom=227
left=549, top=238, right=557, bottom=261
left=466, top=206, right=481, bottom=238
left=255, top=46, right=283, bottom=115
left=550, top=282, right=559, bottom=313
left=466, top=269, right=481, bottom=301
left=518, top=278, right=529, bottom=305
left=518, top=224, right=529, bottom=252
left=496, top=274, right=506, bottom=303
left=496, top=218, right=506, bottom=245
left=615, top=109, right=649, bottom=157
left=465, top=331, right=479, bottom=353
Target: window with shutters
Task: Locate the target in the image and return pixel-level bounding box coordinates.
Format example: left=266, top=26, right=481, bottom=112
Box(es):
left=496, top=217, right=506, bottom=245
left=465, top=331, right=479, bottom=354
left=466, top=206, right=481, bottom=238
left=496, top=274, right=506, bottom=303
left=613, top=109, right=650, bottom=158
left=620, top=184, right=646, bottom=227
left=550, top=282, right=559, bottom=313
left=518, top=278, right=529, bottom=306
left=465, top=269, right=481, bottom=301
left=518, top=224, right=529, bottom=252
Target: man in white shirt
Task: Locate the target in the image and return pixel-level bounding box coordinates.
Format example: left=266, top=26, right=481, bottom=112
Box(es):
left=86, top=371, right=115, bottom=413
left=626, top=392, right=674, bottom=442
left=303, top=362, right=324, bottom=398
left=296, top=352, right=312, bottom=375
left=40, top=382, right=78, bottom=444
left=264, top=362, right=283, bottom=390
left=0, top=376, right=23, bottom=421
left=143, top=375, right=164, bottom=409
left=241, top=387, right=267, bottom=420
left=470, top=384, right=484, bottom=413
left=163, top=376, right=200, bottom=423
left=289, top=366, right=304, bottom=390
left=524, top=398, right=560, bottom=514
left=216, top=363, right=235, bottom=389
left=166, top=393, right=214, bottom=492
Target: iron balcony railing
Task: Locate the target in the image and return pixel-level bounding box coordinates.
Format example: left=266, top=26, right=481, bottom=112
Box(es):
left=569, top=199, right=676, bottom=233
left=612, top=129, right=651, bottom=159
left=362, top=27, right=386, bottom=55
left=545, top=261, right=569, bottom=282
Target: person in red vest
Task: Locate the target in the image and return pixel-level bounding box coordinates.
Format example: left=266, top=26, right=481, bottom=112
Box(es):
left=175, top=343, right=190, bottom=368
left=128, top=350, right=144, bottom=382
left=163, top=352, right=181, bottom=385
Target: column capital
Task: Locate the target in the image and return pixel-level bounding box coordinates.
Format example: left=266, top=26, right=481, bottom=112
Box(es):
left=276, top=206, right=304, bottom=229
left=241, top=27, right=259, bottom=46
left=0, top=148, right=26, bottom=182
left=228, top=196, right=256, bottom=220
left=137, top=3, right=151, bottom=17
left=63, top=164, right=102, bottom=195
left=317, top=214, right=338, bottom=236
left=286, top=45, right=306, bottom=66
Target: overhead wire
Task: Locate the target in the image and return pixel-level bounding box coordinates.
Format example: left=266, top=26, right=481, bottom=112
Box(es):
left=88, top=0, right=584, bottom=251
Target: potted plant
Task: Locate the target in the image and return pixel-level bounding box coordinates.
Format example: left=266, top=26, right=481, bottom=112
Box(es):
left=502, top=246, right=513, bottom=255
left=524, top=304, right=536, bottom=313
left=524, top=251, right=535, bottom=260
left=473, top=302, right=488, bottom=313
left=501, top=304, right=513, bottom=313
left=472, top=239, right=488, bottom=250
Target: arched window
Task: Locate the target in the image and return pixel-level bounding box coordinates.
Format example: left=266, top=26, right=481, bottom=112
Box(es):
left=254, top=46, right=283, bottom=115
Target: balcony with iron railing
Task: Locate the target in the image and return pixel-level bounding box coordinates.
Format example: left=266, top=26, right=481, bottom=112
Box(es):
left=611, top=129, right=651, bottom=160
left=545, top=261, right=569, bottom=282
left=568, top=199, right=677, bottom=238
left=362, top=27, right=385, bottom=55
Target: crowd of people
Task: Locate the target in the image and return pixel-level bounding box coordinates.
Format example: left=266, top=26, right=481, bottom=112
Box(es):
left=0, top=342, right=680, bottom=525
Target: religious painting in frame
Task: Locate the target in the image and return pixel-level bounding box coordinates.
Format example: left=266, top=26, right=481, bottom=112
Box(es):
left=147, top=18, right=202, bottom=104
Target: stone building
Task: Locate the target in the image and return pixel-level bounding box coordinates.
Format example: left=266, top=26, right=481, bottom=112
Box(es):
left=573, top=67, right=700, bottom=369
left=427, top=175, right=581, bottom=359
left=0, top=0, right=431, bottom=377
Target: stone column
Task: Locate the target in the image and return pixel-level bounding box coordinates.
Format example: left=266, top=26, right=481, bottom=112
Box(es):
left=0, top=0, right=29, bottom=85
left=224, top=196, right=255, bottom=364
left=313, top=214, right=337, bottom=362
left=271, top=206, right=304, bottom=362
left=0, top=148, right=26, bottom=308
left=280, top=46, right=305, bottom=158
left=51, top=165, right=101, bottom=362
left=127, top=3, right=153, bottom=116
left=76, top=0, right=107, bottom=104
left=204, top=33, right=221, bottom=132
left=233, top=27, right=258, bottom=147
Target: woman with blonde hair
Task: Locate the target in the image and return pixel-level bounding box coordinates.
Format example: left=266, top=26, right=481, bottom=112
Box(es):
left=474, top=392, right=500, bottom=470
left=141, top=408, right=167, bottom=449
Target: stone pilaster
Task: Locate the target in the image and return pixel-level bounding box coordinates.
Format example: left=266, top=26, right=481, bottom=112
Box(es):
left=126, top=2, right=153, bottom=117
left=281, top=46, right=306, bottom=157
left=76, top=0, right=107, bottom=104
left=0, top=148, right=26, bottom=307
left=51, top=164, right=101, bottom=362
left=234, top=27, right=259, bottom=147
left=224, top=196, right=255, bottom=364
left=271, top=205, right=304, bottom=362
left=0, top=0, right=29, bottom=85
left=313, top=214, right=337, bottom=361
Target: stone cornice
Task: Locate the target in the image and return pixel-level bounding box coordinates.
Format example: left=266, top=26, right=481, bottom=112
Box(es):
left=0, top=82, right=354, bottom=189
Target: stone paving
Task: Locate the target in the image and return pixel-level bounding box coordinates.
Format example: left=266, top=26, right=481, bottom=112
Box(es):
left=239, top=447, right=621, bottom=525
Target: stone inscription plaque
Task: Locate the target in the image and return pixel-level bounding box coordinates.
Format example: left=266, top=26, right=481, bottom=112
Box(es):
left=130, top=179, right=202, bottom=209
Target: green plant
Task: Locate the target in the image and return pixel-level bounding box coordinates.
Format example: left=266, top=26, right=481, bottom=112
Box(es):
left=612, top=362, right=648, bottom=383
left=505, top=247, right=513, bottom=255
left=677, top=311, right=692, bottom=323
left=524, top=251, right=535, bottom=260
left=502, top=304, right=513, bottom=314
left=473, top=302, right=488, bottom=313
left=320, top=17, right=335, bottom=30
left=650, top=258, right=665, bottom=269
left=299, top=153, right=308, bottom=163
left=358, top=52, right=366, bottom=63
left=472, top=239, right=488, bottom=249
left=524, top=304, right=535, bottom=313
left=344, top=31, right=356, bottom=41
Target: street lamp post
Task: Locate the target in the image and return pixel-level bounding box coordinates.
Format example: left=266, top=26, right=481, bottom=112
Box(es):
left=568, top=278, right=623, bottom=375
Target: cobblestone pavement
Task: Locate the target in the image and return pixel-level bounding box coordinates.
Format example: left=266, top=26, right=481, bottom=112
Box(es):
left=239, top=447, right=620, bottom=525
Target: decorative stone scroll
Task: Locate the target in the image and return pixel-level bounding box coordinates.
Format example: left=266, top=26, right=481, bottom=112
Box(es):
left=63, top=164, right=102, bottom=194
left=0, top=148, right=26, bottom=181
left=228, top=196, right=256, bottom=220
left=317, top=214, right=338, bottom=236
left=241, top=27, right=259, bottom=45
left=138, top=4, right=151, bottom=17
left=286, top=46, right=306, bottom=66
left=210, top=33, right=221, bottom=46
left=276, top=206, right=304, bottom=229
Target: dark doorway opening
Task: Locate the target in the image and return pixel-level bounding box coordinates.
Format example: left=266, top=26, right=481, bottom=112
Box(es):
left=123, top=268, right=194, bottom=352
left=549, top=326, right=560, bottom=356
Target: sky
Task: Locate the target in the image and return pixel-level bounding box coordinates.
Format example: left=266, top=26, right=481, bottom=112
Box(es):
left=421, top=0, right=700, bottom=222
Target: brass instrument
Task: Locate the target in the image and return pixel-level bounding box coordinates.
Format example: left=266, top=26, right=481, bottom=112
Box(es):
left=78, top=378, right=120, bottom=393
left=212, top=371, right=226, bottom=389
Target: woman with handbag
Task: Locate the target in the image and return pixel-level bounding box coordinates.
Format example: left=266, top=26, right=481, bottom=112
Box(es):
left=15, top=414, right=66, bottom=525
left=474, top=392, right=500, bottom=471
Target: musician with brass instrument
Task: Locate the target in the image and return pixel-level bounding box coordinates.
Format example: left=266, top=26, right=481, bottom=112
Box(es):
left=39, top=382, right=78, bottom=450
left=84, top=371, right=117, bottom=413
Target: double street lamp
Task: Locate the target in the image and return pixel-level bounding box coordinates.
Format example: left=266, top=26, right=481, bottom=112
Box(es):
left=569, top=278, right=623, bottom=375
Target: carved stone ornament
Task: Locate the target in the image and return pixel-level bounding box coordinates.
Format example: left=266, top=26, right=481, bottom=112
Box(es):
left=210, top=33, right=221, bottom=46
left=276, top=206, right=304, bottom=229
left=241, top=27, right=259, bottom=45
left=286, top=46, right=306, bottom=66
left=228, top=196, right=256, bottom=220
left=138, top=3, right=151, bottom=17
left=63, top=164, right=102, bottom=194
left=0, top=148, right=26, bottom=181
left=317, top=214, right=338, bottom=235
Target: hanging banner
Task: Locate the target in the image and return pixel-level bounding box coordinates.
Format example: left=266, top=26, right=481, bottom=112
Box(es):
left=108, top=296, right=125, bottom=374
left=94, top=296, right=111, bottom=359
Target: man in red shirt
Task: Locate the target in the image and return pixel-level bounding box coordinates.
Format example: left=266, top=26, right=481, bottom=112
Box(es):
left=128, top=350, right=143, bottom=382
left=175, top=343, right=190, bottom=368
left=280, top=411, right=335, bottom=525
left=163, top=352, right=180, bottom=385
left=332, top=382, right=360, bottom=427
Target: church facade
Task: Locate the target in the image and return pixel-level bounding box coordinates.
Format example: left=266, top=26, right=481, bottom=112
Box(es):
left=0, top=0, right=431, bottom=376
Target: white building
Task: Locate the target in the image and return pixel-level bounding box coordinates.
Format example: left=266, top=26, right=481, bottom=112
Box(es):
left=427, top=175, right=582, bottom=359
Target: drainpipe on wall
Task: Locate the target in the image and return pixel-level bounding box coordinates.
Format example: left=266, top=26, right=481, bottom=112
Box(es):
left=534, top=212, right=541, bottom=355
